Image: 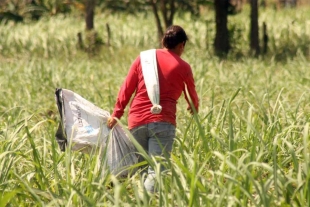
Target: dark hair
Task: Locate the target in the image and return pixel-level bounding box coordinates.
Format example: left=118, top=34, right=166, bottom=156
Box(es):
left=162, top=25, right=188, bottom=49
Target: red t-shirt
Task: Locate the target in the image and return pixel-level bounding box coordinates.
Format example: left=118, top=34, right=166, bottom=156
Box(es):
left=112, top=49, right=199, bottom=129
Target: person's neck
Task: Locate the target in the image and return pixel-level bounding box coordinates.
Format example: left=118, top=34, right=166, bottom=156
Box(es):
left=163, top=47, right=181, bottom=56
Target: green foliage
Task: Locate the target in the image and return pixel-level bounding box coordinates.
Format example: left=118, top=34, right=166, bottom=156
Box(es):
left=97, top=0, right=212, bottom=17
left=0, top=0, right=71, bottom=23
left=97, top=0, right=149, bottom=14
left=1, top=6, right=310, bottom=206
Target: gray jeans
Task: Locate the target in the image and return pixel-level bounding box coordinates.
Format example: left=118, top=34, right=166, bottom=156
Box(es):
left=130, top=122, right=176, bottom=192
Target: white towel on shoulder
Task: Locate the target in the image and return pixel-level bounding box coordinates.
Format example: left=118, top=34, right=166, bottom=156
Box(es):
left=140, top=49, right=162, bottom=114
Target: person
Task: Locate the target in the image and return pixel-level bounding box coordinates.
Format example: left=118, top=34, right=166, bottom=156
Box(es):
left=107, top=25, right=199, bottom=192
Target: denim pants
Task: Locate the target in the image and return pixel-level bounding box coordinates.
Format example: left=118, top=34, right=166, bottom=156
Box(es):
left=130, top=122, right=176, bottom=192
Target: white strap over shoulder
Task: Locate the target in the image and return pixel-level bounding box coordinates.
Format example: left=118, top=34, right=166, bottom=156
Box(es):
left=140, top=49, right=162, bottom=114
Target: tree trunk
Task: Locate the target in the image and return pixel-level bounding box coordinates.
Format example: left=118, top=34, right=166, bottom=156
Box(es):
left=85, top=0, right=96, bottom=30
left=150, top=0, right=176, bottom=46
left=160, top=0, right=175, bottom=29
left=262, top=22, right=268, bottom=54
left=106, top=23, right=111, bottom=46
left=77, top=32, right=84, bottom=49
left=150, top=0, right=164, bottom=46
left=214, top=0, right=230, bottom=57
left=250, top=0, right=260, bottom=56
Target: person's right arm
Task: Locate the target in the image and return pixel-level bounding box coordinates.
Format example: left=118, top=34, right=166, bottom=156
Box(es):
left=109, top=57, right=140, bottom=126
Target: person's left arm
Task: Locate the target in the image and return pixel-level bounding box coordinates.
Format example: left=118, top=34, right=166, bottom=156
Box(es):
left=183, top=67, right=199, bottom=114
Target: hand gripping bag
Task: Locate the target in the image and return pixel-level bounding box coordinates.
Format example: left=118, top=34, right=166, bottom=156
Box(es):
left=55, top=88, right=137, bottom=176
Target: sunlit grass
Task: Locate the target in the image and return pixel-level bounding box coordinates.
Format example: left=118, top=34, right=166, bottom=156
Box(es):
left=1, top=6, right=310, bottom=206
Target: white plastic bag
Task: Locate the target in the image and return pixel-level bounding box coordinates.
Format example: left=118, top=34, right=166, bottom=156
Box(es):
left=55, top=88, right=110, bottom=153
left=108, top=125, right=138, bottom=176
left=55, top=88, right=138, bottom=176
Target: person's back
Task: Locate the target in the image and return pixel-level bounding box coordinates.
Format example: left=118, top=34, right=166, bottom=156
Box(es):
left=128, top=48, right=197, bottom=129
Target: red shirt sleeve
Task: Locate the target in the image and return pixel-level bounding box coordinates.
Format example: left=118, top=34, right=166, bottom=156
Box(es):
left=183, top=67, right=199, bottom=113
left=111, top=56, right=140, bottom=119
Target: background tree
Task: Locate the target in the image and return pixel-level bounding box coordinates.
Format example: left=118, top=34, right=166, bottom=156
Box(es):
left=85, top=0, right=95, bottom=30
left=65, top=0, right=102, bottom=53
left=148, top=0, right=211, bottom=44
left=250, top=0, right=260, bottom=56
left=149, top=0, right=175, bottom=44
left=98, top=0, right=209, bottom=45
left=277, top=0, right=297, bottom=9
left=214, top=0, right=230, bottom=57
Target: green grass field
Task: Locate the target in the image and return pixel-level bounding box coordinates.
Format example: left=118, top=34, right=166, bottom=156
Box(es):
left=1, top=6, right=310, bottom=206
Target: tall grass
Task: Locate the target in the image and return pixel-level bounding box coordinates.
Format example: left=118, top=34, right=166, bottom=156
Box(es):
left=1, top=6, right=310, bottom=206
